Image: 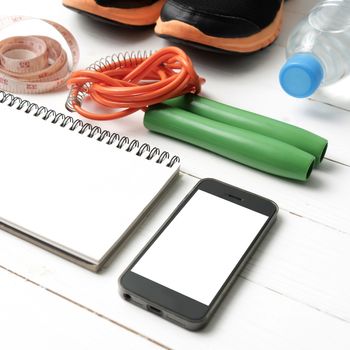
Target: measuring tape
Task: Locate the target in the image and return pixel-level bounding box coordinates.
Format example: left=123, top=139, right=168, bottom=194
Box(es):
left=0, top=16, right=79, bottom=94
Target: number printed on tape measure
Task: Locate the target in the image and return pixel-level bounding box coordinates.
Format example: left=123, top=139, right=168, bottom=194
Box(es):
left=0, top=16, right=80, bottom=94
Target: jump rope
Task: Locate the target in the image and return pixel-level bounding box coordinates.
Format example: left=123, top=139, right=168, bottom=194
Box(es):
left=66, top=46, right=205, bottom=120
left=66, top=48, right=326, bottom=181
left=0, top=16, right=327, bottom=181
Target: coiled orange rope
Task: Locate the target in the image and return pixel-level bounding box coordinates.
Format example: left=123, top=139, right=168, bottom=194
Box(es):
left=67, top=46, right=204, bottom=121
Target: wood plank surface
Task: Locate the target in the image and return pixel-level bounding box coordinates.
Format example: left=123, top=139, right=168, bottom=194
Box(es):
left=0, top=175, right=349, bottom=349
left=1, top=0, right=350, bottom=349
left=0, top=267, right=165, bottom=349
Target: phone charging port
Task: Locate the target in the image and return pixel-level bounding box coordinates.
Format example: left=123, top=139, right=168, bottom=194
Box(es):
left=147, top=305, right=163, bottom=316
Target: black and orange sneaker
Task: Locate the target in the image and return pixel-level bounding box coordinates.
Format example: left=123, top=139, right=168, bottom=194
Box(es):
left=63, top=0, right=165, bottom=27
left=155, top=0, right=284, bottom=53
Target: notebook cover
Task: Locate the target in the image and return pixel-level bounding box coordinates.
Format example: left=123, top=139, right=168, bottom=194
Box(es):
left=0, top=93, right=180, bottom=271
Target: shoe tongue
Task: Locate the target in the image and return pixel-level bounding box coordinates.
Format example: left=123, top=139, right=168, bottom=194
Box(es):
left=95, top=0, right=158, bottom=9
left=170, top=0, right=282, bottom=29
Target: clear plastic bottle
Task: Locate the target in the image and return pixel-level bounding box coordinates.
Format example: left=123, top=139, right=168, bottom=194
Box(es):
left=279, top=0, right=350, bottom=98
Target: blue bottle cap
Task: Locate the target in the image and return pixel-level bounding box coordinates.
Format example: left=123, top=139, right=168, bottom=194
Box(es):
left=279, top=53, right=324, bottom=98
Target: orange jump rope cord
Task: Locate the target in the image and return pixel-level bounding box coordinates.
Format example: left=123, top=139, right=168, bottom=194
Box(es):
left=67, top=46, right=205, bottom=121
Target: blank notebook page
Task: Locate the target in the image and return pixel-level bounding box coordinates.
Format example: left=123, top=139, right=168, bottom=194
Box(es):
left=0, top=102, right=179, bottom=264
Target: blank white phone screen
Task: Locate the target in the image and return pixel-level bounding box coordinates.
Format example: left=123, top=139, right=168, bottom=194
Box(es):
left=132, top=189, right=269, bottom=306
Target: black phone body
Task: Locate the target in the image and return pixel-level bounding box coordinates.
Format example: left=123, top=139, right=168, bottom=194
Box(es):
left=119, top=178, right=278, bottom=331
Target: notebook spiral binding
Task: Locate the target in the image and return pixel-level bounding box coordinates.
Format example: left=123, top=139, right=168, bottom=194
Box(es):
left=65, top=50, right=152, bottom=112
left=0, top=90, right=180, bottom=168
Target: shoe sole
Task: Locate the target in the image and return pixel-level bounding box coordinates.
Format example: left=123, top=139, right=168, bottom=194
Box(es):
left=155, top=1, right=284, bottom=53
left=62, top=0, right=165, bottom=26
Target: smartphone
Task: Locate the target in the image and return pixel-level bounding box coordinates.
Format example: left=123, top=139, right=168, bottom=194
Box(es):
left=119, top=178, right=278, bottom=331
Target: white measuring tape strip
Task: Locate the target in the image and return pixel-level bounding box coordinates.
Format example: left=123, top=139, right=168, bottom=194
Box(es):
left=0, top=16, right=79, bottom=94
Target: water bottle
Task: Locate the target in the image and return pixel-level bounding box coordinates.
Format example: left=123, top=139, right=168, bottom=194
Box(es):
left=279, top=0, right=350, bottom=98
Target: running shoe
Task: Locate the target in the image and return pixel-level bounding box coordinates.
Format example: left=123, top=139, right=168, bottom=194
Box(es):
left=63, top=0, right=165, bottom=27
left=155, top=0, right=284, bottom=53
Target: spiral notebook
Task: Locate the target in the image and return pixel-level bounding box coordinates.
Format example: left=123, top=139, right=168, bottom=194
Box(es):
left=0, top=91, right=180, bottom=271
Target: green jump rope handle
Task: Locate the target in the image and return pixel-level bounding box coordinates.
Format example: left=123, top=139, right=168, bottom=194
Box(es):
left=164, top=94, right=328, bottom=165
left=144, top=105, right=315, bottom=181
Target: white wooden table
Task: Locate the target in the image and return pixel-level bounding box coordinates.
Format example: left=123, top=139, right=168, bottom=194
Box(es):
left=1, top=1, right=350, bottom=349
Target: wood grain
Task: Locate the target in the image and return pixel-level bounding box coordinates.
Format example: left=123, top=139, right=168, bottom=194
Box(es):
left=0, top=267, right=166, bottom=349
left=0, top=175, right=349, bottom=349
left=1, top=0, right=349, bottom=349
